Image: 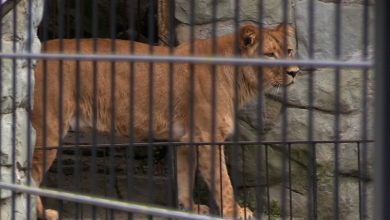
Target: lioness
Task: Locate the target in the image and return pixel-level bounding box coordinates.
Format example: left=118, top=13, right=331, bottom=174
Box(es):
left=32, top=24, right=299, bottom=219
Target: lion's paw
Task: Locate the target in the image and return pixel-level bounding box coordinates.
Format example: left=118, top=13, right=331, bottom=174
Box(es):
left=224, top=206, right=253, bottom=220
left=39, top=209, right=59, bottom=220
left=193, top=204, right=210, bottom=215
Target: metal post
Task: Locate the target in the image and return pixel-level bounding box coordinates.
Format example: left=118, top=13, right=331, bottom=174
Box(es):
left=374, top=0, right=390, bottom=219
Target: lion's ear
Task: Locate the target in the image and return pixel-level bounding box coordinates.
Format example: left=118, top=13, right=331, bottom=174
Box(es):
left=275, top=23, right=294, bottom=37
left=239, top=25, right=258, bottom=50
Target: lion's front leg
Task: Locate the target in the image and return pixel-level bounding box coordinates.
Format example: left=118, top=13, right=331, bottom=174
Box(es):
left=197, top=144, right=253, bottom=219
left=176, top=146, right=210, bottom=214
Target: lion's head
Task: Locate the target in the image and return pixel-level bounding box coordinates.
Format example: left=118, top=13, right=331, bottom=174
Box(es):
left=239, top=24, right=300, bottom=88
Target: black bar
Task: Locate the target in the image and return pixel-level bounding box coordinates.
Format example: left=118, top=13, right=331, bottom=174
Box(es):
left=56, top=0, right=65, bottom=219
left=307, top=0, right=317, bottom=218
left=360, top=0, right=370, bottom=219
left=11, top=0, right=17, bottom=219
left=91, top=0, right=99, bottom=219
left=26, top=0, right=33, bottom=218
left=374, top=0, right=390, bottom=219
left=41, top=1, right=50, bottom=218
left=333, top=1, right=342, bottom=219
left=0, top=2, right=3, bottom=217
left=127, top=1, right=136, bottom=220
left=34, top=139, right=374, bottom=150
left=255, top=0, right=265, bottom=218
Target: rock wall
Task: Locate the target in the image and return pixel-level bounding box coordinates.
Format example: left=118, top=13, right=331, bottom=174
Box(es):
left=0, top=0, right=43, bottom=219
left=175, top=0, right=374, bottom=219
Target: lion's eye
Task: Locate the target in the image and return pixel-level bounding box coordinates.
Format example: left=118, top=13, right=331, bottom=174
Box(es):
left=264, top=52, right=275, bottom=57
left=287, top=49, right=293, bottom=55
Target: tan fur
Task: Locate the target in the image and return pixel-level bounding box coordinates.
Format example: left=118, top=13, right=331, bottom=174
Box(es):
left=32, top=24, right=299, bottom=220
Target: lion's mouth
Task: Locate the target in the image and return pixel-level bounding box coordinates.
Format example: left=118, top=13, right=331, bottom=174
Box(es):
left=271, top=80, right=294, bottom=88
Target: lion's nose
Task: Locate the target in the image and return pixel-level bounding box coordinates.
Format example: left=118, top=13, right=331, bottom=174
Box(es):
left=287, top=70, right=298, bottom=78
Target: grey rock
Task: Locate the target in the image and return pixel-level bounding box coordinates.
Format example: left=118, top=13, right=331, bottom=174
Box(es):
left=175, top=0, right=233, bottom=25
left=294, top=0, right=374, bottom=61
left=0, top=0, right=43, bottom=218
left=318, top=0, right=375, bottom=4
left=0, top=109, right=35, bottom=167
left=175, top=0, right=293, bottom=25
left=176, top=20, right=245, bottom=43
left=0, top=193, right=36, bottom=220
left=239, top=0, right=294, bottom=24
left=0, top=166, right=28, bottom=199
left=266, top=68, right=374, bottom=113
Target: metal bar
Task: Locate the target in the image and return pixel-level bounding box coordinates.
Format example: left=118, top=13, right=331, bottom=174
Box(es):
left=0, top=1, right=3, bottom=217
left=360, top=0, right=370, bottom=219
left=166, top=0, right=177, bottom=211
left=40, top=1, right=50, bottom=218
left=255, top=0, right=265, bottom=218
left=127, top=1, right=137, bottom=220
left=210, top=0, right=218, bottom=214
left=34, top=139, right=375, bottom=150
left=333, top=0, right=342, bottom=219
left=188, top=0, right=196, bottom=213
left=0, top=0, right=22, bottom=18
left=374, top=0, right=390, bottom=218
left=0, top=52, right=373, bottom=68
left=280, top=0, right=290, bottom=217
left=265, top=145, right=271, bottom=220
left=56, top=0, right=65, bottom=219
left=109, top=1, right=118, bottom=219
left=11, top=0, right=17, bottom=219
left=25, top=0, right=33, bottom=218
left=91, top=0, right=99, bottom=219
left=74, top=0, right=82, bottom=217
left=0, top=182, right=225, bottom=220
left=307, top=0, right=317, bottom=218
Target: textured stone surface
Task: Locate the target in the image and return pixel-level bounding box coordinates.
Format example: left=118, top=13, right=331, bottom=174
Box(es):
left=266, top=68, right=374, bottom=113
left=175, top=0, right=293, bottom=25
left=1, top=0, right=43, bottom=113
left=294, top=0, right=374, bottom=61
left=0, top=109, right=35, bottom=167
left=175, top=0, right=294, bottom=43
left=0, top=193, right=36, bottom=220
left=0, top=0, right=43, bottom=219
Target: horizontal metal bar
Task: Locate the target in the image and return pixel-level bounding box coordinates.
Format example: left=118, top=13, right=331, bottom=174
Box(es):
left=35, top=139, right=374, bottom=150
left=0, top=182, right=223, bottom=220
left=0, top=52, right=373, bottom=68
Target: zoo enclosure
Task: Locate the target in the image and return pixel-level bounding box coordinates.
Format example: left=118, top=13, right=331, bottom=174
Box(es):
left=0, top=0, right=382, bottom=219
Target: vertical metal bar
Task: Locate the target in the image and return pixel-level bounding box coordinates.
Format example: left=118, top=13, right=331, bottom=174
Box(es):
left=333, top=1, right=342, bottom=219
left=91, top=0, right=99, bottom=219
left=127, top=1, right=136, bottom=219
left=280, top=0, right=290, bottom=218
left=147, top=1, right=156, bottom=219
left=0, top=2, right=3, bottom=217
left=360, top=0, right=370, bottom=219
left=307, top=0, right=317, bottom=218
left=210, top=0, right=217, bottom=214
left=357, top=142, right=362, bottom=220
left=166, top=0, right=177, bottom=210
left=109, top=0, right=118, bottom=219
left=265, top=145, right=271, bottom=220
left=40, top=1, right=50, bottom=218
left=74, top=0, right=82, bottom=217
left=26, top=0, right=33, bottom=219
left=374, top=0, right=390, bottom=218
left=188, top=0, right=196, bottom=213
left=56, top=1, right=65, bottom=219
left=232, top=0, right=240, bottom=218
left=11, top=1, right=17, bottom=219
left=288, top=144, right=292, bottom=220
left=255, top=0, right=265, bottom=217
